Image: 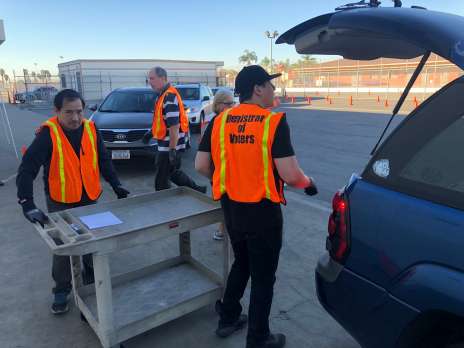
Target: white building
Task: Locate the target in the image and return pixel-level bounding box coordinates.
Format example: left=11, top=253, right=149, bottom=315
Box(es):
left=58, top=59, right=224, bottom=101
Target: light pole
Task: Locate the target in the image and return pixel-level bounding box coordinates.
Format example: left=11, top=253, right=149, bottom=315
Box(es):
left=265, top=30, right=278, bottom=73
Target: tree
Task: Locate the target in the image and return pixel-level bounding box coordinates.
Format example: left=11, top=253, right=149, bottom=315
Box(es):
left=260, top=57, right=271, bottom=71
left=0, top=68, right=4, bottom=85
left=239, top=50, right=258, bottom=66
left=41, top=69, right=51, bottom=83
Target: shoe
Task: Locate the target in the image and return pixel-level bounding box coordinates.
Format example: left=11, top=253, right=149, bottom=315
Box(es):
left=51, top=291, right=70, bottom=315
left=215, top=314, right=248, bottom=338
left=194, top=185, right=207, bottom=194
left=213, top=230, right=224, bottom=241
left=246, top=334, right=286, bottom=348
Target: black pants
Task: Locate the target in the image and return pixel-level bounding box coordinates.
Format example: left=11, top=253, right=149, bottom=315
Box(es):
left=47, top=197, right=95, bottom=294
left=219, top=198, right=283, bottom=344
left=155, top=151, right=200, bottom=191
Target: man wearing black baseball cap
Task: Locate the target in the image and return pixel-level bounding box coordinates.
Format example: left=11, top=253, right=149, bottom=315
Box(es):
left=196, top=65, right=317, bottom=348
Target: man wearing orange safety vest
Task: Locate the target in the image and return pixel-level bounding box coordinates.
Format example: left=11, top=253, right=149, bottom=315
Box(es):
left=195, top=65, right=318, bottom=348
left=16, top=89, right=129, bottom=315
left=143, top=67, right=206, bottom=193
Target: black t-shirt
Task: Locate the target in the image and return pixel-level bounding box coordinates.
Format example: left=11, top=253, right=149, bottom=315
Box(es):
left=198, top=110, right=295, bottom=240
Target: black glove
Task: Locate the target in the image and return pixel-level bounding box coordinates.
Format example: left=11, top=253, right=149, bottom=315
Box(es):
left=142, top=130, right=152, bottom=144
left=304, top=177, right=318, bottom=196
left=169, top=149, right=178, bottom=166
left=113, top=185, right=130, bottom=199
left=20, top=200, right=49, bottom=227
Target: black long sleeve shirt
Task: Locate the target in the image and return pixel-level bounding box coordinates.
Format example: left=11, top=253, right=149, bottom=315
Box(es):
left=16, top=124, right=121, bottom=202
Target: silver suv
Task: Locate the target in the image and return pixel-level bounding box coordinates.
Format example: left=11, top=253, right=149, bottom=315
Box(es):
left=175, top=84, right=214, bottom=131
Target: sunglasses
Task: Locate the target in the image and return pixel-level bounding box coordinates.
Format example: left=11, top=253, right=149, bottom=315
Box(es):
left=221, top=101, right=235, bottom=106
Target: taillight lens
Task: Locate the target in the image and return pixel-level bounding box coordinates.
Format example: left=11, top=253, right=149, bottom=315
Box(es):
left=327, top=191, right=350, bottom=263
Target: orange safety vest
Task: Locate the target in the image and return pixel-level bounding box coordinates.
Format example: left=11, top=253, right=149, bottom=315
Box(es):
left=211, top=104, right=286, bottom=204
left=151, top=86, right=189, bottom=140
left=43, top=117, right=102, bottom=203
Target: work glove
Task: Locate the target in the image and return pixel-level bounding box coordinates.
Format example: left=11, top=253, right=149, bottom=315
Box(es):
left=142, top=130, right=153, bottom=144
left=113, top=185, right=130, bottom=199
left=20, top=200, right=49, bottom=227
left=304, top=177, right=318, bottom=196
left=169, top=149, right=179, bottom=167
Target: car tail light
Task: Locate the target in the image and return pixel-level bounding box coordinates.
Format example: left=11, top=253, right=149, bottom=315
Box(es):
left=327, top=191, right=350, bottom=263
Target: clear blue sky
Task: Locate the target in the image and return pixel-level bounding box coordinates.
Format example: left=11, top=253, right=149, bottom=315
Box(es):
left=0, top=0, right=462, bottom=76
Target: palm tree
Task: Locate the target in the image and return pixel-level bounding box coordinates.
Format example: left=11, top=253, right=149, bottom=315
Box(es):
left=239, top=50, right=258, bottom=66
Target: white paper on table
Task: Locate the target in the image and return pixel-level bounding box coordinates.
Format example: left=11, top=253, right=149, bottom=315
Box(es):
left=79, top=211, right=123, bottom=230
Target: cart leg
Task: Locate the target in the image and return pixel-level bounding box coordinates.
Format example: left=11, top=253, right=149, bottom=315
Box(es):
left=93, top=253, right=116, bottom=348
left=70, top=255, right=83, bottom=304
left=179, top=231, right=191, bottom=258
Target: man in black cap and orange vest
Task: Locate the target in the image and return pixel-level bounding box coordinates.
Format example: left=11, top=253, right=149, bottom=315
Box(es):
left=143, top=66, right=206, bottom=193
left=195, top=65, right=318, bottom=348
left=16, top=89, right=130, bottom=315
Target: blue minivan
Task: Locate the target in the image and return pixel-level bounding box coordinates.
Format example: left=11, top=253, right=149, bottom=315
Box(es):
left=278, top=4, right=464, bottom=348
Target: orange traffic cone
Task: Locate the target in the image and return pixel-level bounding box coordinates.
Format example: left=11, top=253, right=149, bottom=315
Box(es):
left=349, top=96, right=353, bottom=106
left=377, top=95, right=380, bottom=103
left=385, top=99, right=389, bottom=108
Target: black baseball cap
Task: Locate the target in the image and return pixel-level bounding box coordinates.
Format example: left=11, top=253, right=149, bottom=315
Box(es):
left=235, top=65, right=281, bottom=96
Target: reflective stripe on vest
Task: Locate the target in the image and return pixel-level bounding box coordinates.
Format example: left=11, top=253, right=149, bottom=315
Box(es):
left=84, top=120, right=98, bottom=170
left=219, top=109, right=229, bottom=195
left=45, top=120, right=66, bottom=202
left=262, top=113, right=275, bottom=200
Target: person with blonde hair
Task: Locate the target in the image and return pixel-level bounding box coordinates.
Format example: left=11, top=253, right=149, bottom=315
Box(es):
left=208, top=88, right=235, bottom=240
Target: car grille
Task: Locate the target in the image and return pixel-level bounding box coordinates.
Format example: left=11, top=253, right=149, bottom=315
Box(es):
left=100, top=130, right=147, bottom=142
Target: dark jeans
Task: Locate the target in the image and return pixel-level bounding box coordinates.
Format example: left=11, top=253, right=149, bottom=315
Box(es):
left=219, top=197, right=283, bottom=344
left=47, top=197, right=95, bottom=294
left=155, top=151, right=200, bottom=191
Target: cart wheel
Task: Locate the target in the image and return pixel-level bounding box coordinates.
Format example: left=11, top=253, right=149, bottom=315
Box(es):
left=80, top=312, right=88, bottom=324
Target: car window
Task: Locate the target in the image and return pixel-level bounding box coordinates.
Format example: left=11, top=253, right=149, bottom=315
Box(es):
left=200, top=86, right=208, bottom=99
left=178, top=87, right=200, bottom=101
left=399, top=117, right=464, bottom=193
left=363, top=76, right=464, bottom=210
left=100, top=91, right=157, bottom=112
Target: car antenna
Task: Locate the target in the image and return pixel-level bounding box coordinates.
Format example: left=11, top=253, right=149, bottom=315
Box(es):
left=370, top=51, right=431, bottom=155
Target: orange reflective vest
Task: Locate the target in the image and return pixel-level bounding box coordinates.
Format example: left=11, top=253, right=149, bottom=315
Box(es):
left=151, top=86, right=189, bottom=140
left=211, top=104, right=286, bottom=204
left=43, top=117, right=102, bottom=203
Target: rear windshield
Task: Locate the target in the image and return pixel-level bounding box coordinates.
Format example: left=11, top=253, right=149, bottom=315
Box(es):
left=100, top=91, right=157, bottom=113
left=177, top=88, right=200, bottom=101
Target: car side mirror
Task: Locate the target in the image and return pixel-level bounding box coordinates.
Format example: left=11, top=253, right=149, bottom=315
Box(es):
left=89, top=104, right=98, bottom=112
left=202, top=96, right=210, bottom=102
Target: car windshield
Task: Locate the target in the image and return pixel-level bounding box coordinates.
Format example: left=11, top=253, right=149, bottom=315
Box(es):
left=177, top=87, right=200, bottom=101
left=100, top=91, right=157, bottom=112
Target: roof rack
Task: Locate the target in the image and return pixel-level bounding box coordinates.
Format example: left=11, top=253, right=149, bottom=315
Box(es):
left=335, top=0, right=402, bottom=11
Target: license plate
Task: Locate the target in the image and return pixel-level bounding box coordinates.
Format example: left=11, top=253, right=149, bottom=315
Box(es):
left=112, top=150, right=130, bottom=160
